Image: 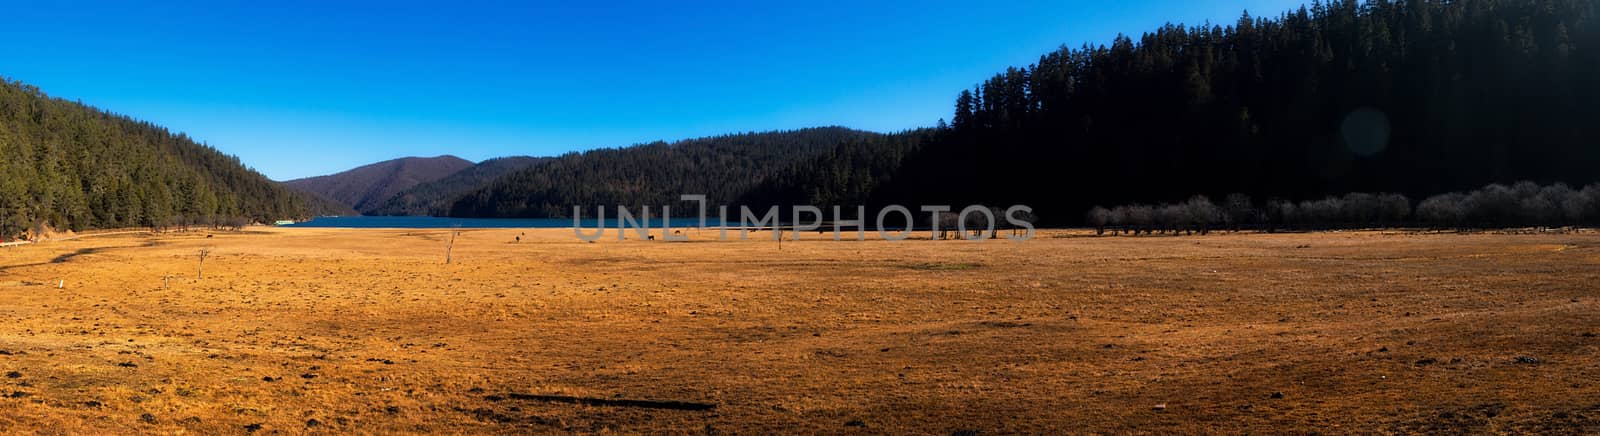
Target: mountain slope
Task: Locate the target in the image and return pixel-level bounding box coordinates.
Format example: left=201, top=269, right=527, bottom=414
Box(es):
left=0, top=78, right=307, bottom=237
left=366, top=156, right=550, bottom=216
left=296, top=190, right=360, bottom=217
left=735, top=129, right=934, bottom=210
left=448, top=127, right=879, bottom=218
left=282, top=156, right=473, bottom=214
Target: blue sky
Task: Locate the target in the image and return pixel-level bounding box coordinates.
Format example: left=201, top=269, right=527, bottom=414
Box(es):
left=2, top=0, right=1306, bottom=180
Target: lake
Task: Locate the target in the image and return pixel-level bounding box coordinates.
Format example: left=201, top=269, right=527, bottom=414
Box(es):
left=282, top=216, right=725, bottom=229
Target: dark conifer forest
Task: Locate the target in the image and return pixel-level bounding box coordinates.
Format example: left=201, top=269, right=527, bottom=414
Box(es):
left=733, top=129, right=938, bottom=213
left=0, top=79, right=306, bottom=238
left=849, top=0, right=1600, bottom=225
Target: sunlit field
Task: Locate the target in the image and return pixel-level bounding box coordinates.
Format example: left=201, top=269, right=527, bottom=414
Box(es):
left=1, top=228, right=1597, bottom=433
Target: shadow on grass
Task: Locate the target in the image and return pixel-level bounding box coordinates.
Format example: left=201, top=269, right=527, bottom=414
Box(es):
left=50, top=248, right=100, bottom=264
left=496, top=393, right=715, bottom=411
left=900, top=262, right=982, bottom=271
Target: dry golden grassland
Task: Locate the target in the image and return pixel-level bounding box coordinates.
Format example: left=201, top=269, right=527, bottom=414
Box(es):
left=0, top=227, right=1597, bottom=433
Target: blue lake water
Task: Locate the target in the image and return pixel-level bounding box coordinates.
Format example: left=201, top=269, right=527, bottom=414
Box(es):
left=282, top=216, right=726, bottom=229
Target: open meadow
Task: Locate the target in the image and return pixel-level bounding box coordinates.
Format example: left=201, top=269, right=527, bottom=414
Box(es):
left=0, top=227, right=1597, bottom=433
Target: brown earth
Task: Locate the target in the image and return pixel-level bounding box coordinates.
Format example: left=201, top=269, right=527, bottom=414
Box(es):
left=0, top=227, right=1596, bottom=434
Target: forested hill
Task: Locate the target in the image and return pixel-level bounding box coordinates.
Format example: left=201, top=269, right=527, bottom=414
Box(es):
left=283, top=155, right=473, bottom=214
left=366, top=156, right=549, bottom=216
left=298, top=190, right=360, bottom=217
left=739, top=0, right=1600, bottom=225
left=447, top=127, right=879, bottom=218
left=0, top=78, right=307, bottom=237
left=734, top=129, right=937, bottom=210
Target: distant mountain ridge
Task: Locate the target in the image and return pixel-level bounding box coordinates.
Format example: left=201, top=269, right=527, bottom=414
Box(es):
left=296, top=127, right=878, bottom=219
left=446, top=127, right=880, bottom=218
left=366, top=156, right=550, bottom=216
left=283, top=155, right=473, bottom=214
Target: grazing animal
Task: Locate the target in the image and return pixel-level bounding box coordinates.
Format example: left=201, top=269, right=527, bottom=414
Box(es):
left=647, top=235, right=656, bottom=241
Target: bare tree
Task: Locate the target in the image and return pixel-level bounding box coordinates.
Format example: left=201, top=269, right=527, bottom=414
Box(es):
left=212, top=216, right=248, bottom=231
left=196, top=248, right=211, bottom=280
left=1465, top=183, right=1517, bottom=227
left=1091, top=182, right=1600, bottom=233
left=1376, top=193, right=1412, bottom=227
left=937, top=212, right=960, bottom=240
left=1417, top=192, right=1465, bottom=230
left=1157, top=204, right=1185, bottom=235
left=1298, top=197, right=1343, bottom=230
left=1008, top=209, right=1038, bottom=238
left=959, top=207, right=995, bottom=239
left=1183, top=196, right=1221, bottom=235
left=1341, top=193, right=1379, bottom=227
left=1127, top=205, right=1154, bottom=235
left=1108, top=206, right=1128, bottom=235
left=1223, top=193, right=1254, bottom=232
left=988, top=207, right=1007, bottom=239
left=1086, top=206, right=1111, bottom=235
left=1526, top=184, right=1571, bottom=228
left=1564, top=184, right=1598, bottom=225
left=445, top=228, right=461, bottom=264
